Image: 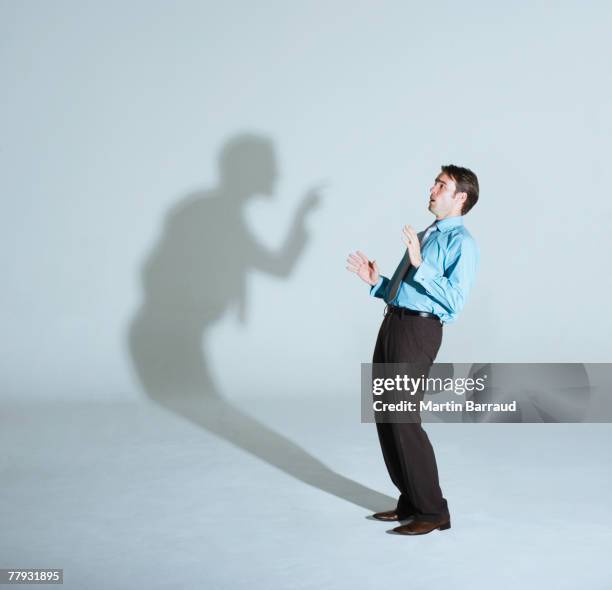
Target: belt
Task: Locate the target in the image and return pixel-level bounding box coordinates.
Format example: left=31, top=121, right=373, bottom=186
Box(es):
left=384, top=304, right=441, bottom=322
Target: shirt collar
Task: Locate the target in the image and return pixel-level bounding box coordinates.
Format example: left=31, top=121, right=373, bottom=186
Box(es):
left=434, top=215, right=464, bottom=233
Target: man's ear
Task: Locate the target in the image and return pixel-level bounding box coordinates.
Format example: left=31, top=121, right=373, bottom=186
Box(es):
left=455, top=191, right=467, bottom=206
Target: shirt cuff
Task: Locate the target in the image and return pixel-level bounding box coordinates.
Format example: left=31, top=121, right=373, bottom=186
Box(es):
left=412, top=259, right=439, bottom=288
left=369, top=276, right=388, bottom=298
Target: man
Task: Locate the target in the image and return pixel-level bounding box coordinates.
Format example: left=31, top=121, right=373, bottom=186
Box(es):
left=346, top=165, right=480, bottom=535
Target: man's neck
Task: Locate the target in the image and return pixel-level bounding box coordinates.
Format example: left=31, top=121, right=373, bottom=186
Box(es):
left=435, top=212, right=462, bottom=221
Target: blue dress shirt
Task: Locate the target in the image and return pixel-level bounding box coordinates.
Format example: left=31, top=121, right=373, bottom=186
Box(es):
left=370, top=215, right=479, bottom=324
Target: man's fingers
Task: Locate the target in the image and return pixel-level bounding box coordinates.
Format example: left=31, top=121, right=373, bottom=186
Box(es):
left=404, top=226, right=418, bottom=239
left=402, top=232, right=415, bottom=247
left=348, top=253, right=363, bottom=265
left=356, top=250, right=369, bottom=264
left=403, top=228, right=416, bottom=244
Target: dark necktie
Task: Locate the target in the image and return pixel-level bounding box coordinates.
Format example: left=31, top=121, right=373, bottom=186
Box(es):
left=385, top=223, right=438, bottom=304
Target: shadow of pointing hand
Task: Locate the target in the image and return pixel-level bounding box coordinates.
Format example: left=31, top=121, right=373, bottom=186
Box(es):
left=297, top=184, right=325, bottom=219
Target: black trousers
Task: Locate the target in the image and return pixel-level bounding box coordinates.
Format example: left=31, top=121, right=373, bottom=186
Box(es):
left=372, top=309, right=449, bottom=522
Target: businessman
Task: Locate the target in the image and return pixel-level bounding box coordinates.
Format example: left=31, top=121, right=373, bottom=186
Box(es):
left=346, top=165, right=480, bottom=535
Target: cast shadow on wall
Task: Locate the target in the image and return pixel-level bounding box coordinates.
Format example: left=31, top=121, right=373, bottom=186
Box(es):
left=127, top=133, right=394, bottom=512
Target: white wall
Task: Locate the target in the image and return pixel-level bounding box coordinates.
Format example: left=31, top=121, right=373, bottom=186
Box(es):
left=2, top=0, right=611, bottom=402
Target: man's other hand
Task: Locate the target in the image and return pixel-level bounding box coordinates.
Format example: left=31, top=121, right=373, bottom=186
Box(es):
left=402, top=225, right=422, bottom=268
left=346, top=251, right=380, bottom=286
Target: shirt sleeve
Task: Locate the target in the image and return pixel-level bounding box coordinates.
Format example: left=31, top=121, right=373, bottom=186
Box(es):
left=369, top=275, right=389, bottom=300
left=412, top=235, right=479, bottom=316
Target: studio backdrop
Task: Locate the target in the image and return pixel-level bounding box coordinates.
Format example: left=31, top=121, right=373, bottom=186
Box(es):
left=2, top=0, right=611, bottom=404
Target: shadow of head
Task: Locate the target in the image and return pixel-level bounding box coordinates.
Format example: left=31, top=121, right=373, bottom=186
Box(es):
left=219, top=133, right=278, bottom=199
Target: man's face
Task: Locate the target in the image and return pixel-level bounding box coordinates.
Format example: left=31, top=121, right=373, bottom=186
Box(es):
left=428, top=172, right=464, bottom=219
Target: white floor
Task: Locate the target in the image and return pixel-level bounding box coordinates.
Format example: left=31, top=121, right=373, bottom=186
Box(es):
left=1, top=396, right=611, bottom=589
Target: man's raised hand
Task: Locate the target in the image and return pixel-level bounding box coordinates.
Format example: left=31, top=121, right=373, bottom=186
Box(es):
left=346, top=250, right=380, bottom=286
left=402, top=225, right=422, bottom=268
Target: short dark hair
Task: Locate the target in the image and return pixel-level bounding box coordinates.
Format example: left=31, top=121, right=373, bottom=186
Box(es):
left=441, top=164, right=479, bottom=215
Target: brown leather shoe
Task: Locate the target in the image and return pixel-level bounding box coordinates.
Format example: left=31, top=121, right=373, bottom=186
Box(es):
left=372, top=510, right=415, bottom=522
left=391, top=519, right=451, bottom=535
left=371, top=510, right=400, bottom=521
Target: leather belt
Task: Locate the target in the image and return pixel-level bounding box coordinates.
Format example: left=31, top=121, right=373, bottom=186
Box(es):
left=384, top=304, right=441, bottom=322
